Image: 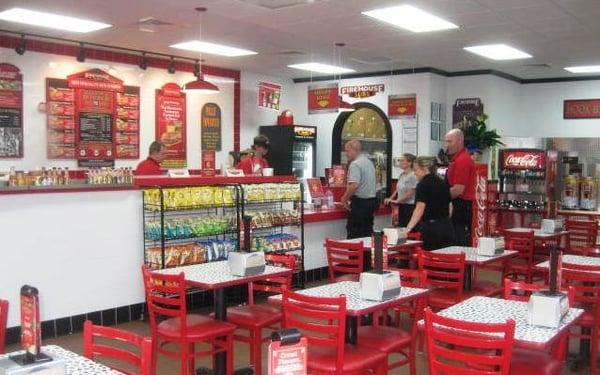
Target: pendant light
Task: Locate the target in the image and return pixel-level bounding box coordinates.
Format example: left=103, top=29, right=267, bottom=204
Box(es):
left=335, top=42, right=355, bottom=112
left=182, top=7, right=219, bottom=94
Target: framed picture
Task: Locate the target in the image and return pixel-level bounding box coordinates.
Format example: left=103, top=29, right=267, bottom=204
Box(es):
left=430, top=121, right=439, bottom=141
left=438, top=120, right=446, bottom=141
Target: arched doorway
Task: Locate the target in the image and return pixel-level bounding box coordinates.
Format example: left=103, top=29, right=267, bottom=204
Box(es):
left=331, top=102, right=393, bottom=198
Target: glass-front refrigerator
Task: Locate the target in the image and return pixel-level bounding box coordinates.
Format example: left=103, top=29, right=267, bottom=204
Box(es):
left=259, top=125, right=317, bottom=178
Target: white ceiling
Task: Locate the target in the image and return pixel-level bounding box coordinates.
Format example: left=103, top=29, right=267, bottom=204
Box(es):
left=2, top=0, right=600, bottom=79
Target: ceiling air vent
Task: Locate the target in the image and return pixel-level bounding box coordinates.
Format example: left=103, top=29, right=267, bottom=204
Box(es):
left=135, top=17, right=174, bottom=33
left=277, top=50, right=306, bottom=56
left=238, top=0, right=323, bottom=10
left=522, top=63, right=551, bottom=68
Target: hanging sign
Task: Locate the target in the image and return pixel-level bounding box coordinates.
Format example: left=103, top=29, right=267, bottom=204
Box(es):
left=308, top=83, right=339, bottom=114
left=340, top=84, right=384, bottom=98
left=201, top=103, right=222, bottom=151
left=388, top=94, right=416, bottom=119
left=0, top=63, right=23, bottom=158
left=452, top=97, right=483, bottom=128
left=563, top=99, right=600, bottom=119
left=156, top=83, right=187, bottom=168
left=258, top=81, right=281, bottom=110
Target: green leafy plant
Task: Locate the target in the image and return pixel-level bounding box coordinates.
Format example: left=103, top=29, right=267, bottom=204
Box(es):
left=461, top=113, right=504, bottom=154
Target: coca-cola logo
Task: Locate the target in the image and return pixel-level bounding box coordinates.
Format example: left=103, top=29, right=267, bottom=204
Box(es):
left=503, top=152, right=544, bottom=169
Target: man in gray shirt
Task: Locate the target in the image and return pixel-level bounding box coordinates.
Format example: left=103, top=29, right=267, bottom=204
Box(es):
left=340, top=140, right=378, bottom=239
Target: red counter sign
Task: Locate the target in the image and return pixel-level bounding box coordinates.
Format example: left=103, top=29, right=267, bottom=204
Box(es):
left=268, top=337, right=307, bottom=375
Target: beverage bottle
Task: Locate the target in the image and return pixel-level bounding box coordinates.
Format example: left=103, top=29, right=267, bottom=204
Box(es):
left=325, top=190, right=334, bottom=208
left=64, top=167, right=70, bottom=185
left=8, top=166, right=16, bottom=187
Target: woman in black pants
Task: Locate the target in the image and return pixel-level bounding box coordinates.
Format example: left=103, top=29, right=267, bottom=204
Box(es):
left=384, top=153, right=417, bottom=227
left=405, top=156, right=454, bottom=250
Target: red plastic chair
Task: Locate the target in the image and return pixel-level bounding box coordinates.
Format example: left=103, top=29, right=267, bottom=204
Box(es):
left=142, top=266, right=236, bottom=375
left=503, top=230, right=538, bottom=282
left=566, top=220, right=599, bottom=255
left=223, top=254, right=295, bottom=373
left=561, top=266, right=600, bottom=374
left=325, top=239, right=364, bottom=282
left=424, top=307, right=515, bottom=375
left=357, top=269, right=427, bottom=375
left=281, top=289, right=387, bottom=375
left=83, top=320, right=153, bottom=375
left=0, top=299, right=7, bottom=354
left=417, top=250, right=466, bottom=311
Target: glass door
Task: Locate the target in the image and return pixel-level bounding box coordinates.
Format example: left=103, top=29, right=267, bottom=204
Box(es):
left=292, top=141, right=313, bottom=178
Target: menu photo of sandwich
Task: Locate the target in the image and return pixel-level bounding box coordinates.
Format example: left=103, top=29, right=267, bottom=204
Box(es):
left=160, top=121, right=183, bottom=146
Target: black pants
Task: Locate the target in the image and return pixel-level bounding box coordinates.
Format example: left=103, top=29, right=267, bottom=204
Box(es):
left=452, top=198, right=473, bottom=246
left=347, top=197, right=378, bottom=239
left=397, top=203, right=415, bottom=228
left=421, top=218, right=455, bottom=250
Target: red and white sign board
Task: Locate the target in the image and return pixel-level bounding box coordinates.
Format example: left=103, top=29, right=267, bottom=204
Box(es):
left=501, top=149, right=546, bottom=170
left=268, top=337, right=307, bottom=375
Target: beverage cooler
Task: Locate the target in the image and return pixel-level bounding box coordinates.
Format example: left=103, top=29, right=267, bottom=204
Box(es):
left=496, top=149, right=549, bottom=228
left=259, top=125, right=317, bottom=178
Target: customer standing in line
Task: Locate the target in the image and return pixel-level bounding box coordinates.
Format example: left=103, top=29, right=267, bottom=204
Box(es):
left=405, top=156, right=454, bottom=250
left=384, top=153, right=418, bottom=227
left=340, top=140, right=378, bottom=239
left=444, top=128, right=476, bottom=246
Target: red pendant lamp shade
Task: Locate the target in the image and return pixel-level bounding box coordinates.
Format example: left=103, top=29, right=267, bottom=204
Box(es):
left=183, top=76, right=219, bottom=94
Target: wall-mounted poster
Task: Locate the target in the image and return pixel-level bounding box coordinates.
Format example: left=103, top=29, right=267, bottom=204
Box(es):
left=258, top=81, right=281, bottom=110
left=0, top=64, right=23, bottom=158
left=563, top=99, right=600, bottom=119
left=156, top=83, right=186, bottom=168
left=308, top=83, right=339, bottom=114
left=452, top=97, right=483, bottom=128
left=388, top=94, right=416, bottom=119
left=340, top=84, right=384, bottom=99
left=47, top=78, right=76, bottom=159
left=201, top=103, right=221, bottom=151
left=115, top=86, right=140, bottom=158
left=201, top=150, right=216, bottom=176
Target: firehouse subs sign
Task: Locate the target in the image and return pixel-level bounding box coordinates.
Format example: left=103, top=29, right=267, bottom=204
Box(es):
left=340, top=84, right=385, bottom=98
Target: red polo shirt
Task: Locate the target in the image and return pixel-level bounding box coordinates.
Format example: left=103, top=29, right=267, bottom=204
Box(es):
left=447, top=148, right=475, bottom=201
left=236, top=157, right=269, bottom=175
left=135, top=157, right=162, bottom=175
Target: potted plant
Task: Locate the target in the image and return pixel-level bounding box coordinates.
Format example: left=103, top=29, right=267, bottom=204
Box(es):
left=460, top=113, right=504, bottom=160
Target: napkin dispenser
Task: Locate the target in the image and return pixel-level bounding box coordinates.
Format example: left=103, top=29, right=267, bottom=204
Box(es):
left=228, top=251, right=265, bottom=277
left=383, top=228, right=407, bottom=245
left=0, top=352, right=66, bottom=375
left=541, top=218, right=565, bottom=234
left=477, top=237, right=505, bottom=256
left=359, top=271, right=401, bottom=301
left=528, top=291, right=569, bottom=328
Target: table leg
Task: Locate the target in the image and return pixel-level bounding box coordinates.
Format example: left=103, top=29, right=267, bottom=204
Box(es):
left=464, top=265, right=473, bottom=291
left=346, top=316, right=358, bottom=345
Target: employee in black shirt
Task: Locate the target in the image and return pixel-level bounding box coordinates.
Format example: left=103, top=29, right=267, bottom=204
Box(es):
left=405, top=156, right=455, bottom=250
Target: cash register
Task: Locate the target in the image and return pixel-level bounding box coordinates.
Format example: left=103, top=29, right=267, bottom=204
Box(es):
left=359, top=231, right=401, bottom=301
left=228, top=215, right=265, bottom=277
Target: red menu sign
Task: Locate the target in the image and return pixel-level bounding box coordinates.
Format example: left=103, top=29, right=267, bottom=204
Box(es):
left=268, top=337, right=307, bottom=375
left=564, top=99, right=600, bottom=119
left=156, top=83, right=187, bottom=168
left=308, top=83, right=339, bottom=114
left=306, top=178, right=325, bottom=198
left=19, top=285, right=42, bottom=358
left=388, top=94, right=416, bottom=119
left=115, top=86, right=140, bottom=158
left=201, top=150, right=216, bottom=176
left=258, top=81, right=281, bottom=110
left=0, top=63, right=23, bottom=158
left=501, top=149, right=546, bottom=170
left=47, top=78, right=76, bottom=159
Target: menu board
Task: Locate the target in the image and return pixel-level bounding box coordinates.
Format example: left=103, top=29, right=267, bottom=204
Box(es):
left=201, top=103, right=221, bottom=151
left=258, top=81, right=281, bottom=110
left=46, top=78, right=76, bottom=159
left=0, top=64, right=23, bottom=158
left=115, top=86, right=140, bottom=158
left=156, top=83, right=187, bottom=168
left=308, top=83, right=339, bottom=114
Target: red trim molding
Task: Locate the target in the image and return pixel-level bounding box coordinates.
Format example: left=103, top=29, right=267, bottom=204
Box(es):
left=0, top=35, right=241, bottom=152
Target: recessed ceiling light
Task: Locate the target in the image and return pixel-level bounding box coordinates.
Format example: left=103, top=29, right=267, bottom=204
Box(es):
left=464, top=44, right=532, bottom=60
left=170, top=40, right=257, bottom=57
left=288, top=63, right=355, bottom=74
left=0, top=8, right=111, bottom=33
left=564, top=65, right=600, bottom=73
left=362, top=5, right=458, bottom=33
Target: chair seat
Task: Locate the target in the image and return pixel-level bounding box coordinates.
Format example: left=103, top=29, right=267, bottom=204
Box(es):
left=308, top=344, right=387, bottom=373
left=357, top=326, right=412, bottom=352
left=157, top=314, right=236, bottom=340
left=510, top=348, right=562, bottom=375
left=225, top=304, right=282, bottom=328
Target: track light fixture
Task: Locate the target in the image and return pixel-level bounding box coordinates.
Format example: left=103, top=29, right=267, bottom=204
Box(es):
left=76, top=43, right=86, bottom=62
left=168, top=56, right=176, bottom=74
left=15, top=34, right=26, bottom=55
left=139, top=52, right=148, bottom=70
left=193, top=59, right=201, bottom=77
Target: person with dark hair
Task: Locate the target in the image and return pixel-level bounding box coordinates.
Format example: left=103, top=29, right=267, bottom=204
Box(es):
left=405, top=156, right=454, bottom=250
left=135, top=141, right=166, bottom=175
left=237, top=135, right=270, bottom=175
left=384, top=153, right=417, bottom=227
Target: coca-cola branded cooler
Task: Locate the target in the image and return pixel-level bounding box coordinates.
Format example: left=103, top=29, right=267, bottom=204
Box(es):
left=496, top=149, right=550, bottom=228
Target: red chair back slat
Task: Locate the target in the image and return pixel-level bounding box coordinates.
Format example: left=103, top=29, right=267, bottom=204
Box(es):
left=424, top=308, right=515, bottom=375
left=247, top=254, right=296, bottom=305
left=142, top=266, right=188, bottom=336
left=0, top=299, right=7, bottom=354
left=282, top=289, right=346, bottom=374
left=325, top=239, right=364, bottom=281
left=397, top=269, right=428, bottom=288
left=418, top=250, right=465, bottom=300
left=561, top=268, right=600, bottom=307
left=566, top=220, right=598, bottom=251
left=503, top=279, right=575, bottom=304
left=83, top=320, right=153, bottom=375
left=504, top=230, right=535, bottom=269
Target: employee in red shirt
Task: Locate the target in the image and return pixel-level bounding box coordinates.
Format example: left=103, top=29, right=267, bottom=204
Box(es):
left=237, top=135, right=270, bottom=175
left=444, top=129, right=475, bottom=246
left=135, top=141, right=167, bottom=175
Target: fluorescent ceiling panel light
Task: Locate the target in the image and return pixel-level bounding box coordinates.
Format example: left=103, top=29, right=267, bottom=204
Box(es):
left=170, top=40, right=257, bottom=57
left=464, top=44, right=532, bottom=60
left=564, top=65, right=600, bottom=73
left=362, top=5, right=458, bottom=33
left=288, top=63, right=355, bottom=74
left=0, top=8, right=111, bottom=33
